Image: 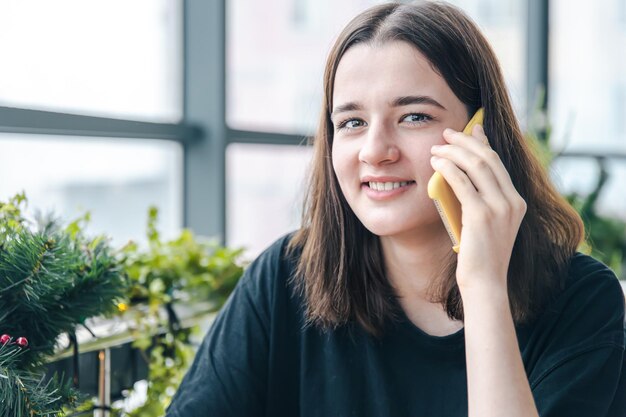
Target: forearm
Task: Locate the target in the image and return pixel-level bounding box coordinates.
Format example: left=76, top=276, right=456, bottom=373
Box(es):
left=462, top=283, right=539, bottom=417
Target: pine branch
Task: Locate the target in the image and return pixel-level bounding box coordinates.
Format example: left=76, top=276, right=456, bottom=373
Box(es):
left=0, top=343, right=77, bottom=417
left=0, top=222, right=127, bottom=367
left=0, top=194, right=125, bottom=415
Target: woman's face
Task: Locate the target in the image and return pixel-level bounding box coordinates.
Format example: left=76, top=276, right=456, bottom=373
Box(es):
left=331, top=41, right=470, bottom=240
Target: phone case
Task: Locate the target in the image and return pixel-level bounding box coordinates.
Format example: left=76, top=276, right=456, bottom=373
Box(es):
left=427, top=108, right=484, bottom=253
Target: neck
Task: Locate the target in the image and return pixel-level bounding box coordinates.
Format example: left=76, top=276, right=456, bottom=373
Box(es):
left=380, top=225, right=453, bottom=302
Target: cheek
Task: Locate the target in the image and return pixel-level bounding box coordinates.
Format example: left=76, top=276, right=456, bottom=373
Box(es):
left=331, top=143, right=353, bottom=185
left=399, top=143, right=438, bottom=178
left=433, top=132, right=446, bottom=146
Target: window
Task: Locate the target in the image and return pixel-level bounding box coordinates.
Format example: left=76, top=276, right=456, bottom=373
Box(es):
left=226, top=143, right=312, bottom=259
left=551, top=157, right=626, bottom=221
left=0, top=134, right=183, bottom=246
left=0, top=0, right=182, bottom=122
left=550, top=0, right=626, bottom=220
left=0, top=0, right=185, bottom=246
left=614, top=85, right=626, bottom=135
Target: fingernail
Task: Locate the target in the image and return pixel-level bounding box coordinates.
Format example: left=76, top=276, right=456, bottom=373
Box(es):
left=444, top=128, right=454, bottom=135
left=431, top=145, right=441, bottom=152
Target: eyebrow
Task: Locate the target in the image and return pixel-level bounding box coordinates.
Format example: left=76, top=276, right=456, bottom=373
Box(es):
left=330, top=95, right=446, bottom=119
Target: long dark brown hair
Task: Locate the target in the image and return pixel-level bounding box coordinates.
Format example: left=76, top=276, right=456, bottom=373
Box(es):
left=287, top=0, right=584, bottom=337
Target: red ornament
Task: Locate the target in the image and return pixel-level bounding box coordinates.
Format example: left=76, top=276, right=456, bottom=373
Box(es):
left=16, top=337, right=28, bottom=348
left=0, top=334, right=10, bottom=345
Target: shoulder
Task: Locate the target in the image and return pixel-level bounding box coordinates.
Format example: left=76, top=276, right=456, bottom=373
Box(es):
left=537, top=252, right=625, bottom=350
left=562, top=253, right=625, bottom=322
left=520, top=254, right=626, bottom=411
left=567, top=252, right=623, bottom=286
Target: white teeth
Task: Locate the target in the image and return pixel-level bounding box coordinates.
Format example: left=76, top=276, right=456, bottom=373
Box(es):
left=368, top=181, right=411, bottom=191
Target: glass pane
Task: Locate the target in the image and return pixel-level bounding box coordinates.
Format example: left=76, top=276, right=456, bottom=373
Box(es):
left=0, top=134, right=183, bottom=247
left=549, top=0, right=626, bottom=227
left=551, top=157, right=626, bottom=221
left=227, top=0, right=526, bottom=134
left=550, top=0, right=626, bottom=153
left=0, top=0, right=182, bottom=122
left=226, top=143, right=312, bottom=259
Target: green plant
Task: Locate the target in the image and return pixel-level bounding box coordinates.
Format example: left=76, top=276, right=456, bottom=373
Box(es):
left=0, top=343, right=76, bottom=417
left=115, top=207, right=244, bottom=417
left=0, top=193, right=127, bottom=416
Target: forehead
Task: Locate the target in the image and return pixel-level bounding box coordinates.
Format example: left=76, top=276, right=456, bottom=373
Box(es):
left=332, top=41, right=455, bottom=107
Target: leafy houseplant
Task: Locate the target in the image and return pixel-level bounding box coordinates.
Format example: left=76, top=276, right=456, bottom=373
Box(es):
left=114, top=207, right=244, bottom=417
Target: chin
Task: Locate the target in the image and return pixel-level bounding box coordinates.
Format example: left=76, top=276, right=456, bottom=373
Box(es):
left=352, top=205, right=442, bottom=239
left=355, top=215, right=417, bottom=238
left=367, top=225, right=415, bottom=238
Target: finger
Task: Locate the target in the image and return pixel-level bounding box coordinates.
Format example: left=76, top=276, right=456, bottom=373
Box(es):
left=443, top=126, right=490, bottom=149
left=442, top=126, right=519, bottom=202
left=472, top=124, right=490, bottom=146
left=430, top=155, right=483, bottom=209
left=431, top=143, right=504, bottom=203
left=430, top=155, right=527, bottom=228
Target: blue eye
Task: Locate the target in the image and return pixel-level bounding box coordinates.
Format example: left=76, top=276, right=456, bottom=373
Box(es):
left=335, top=113, right=432, bottom=131
left=336, top=118, right=366, bottom=131
left=402, top=113, right=432, bottom=124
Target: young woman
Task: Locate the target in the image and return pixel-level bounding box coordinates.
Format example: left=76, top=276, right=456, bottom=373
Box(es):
left=167, top=2, right=626, bottom=416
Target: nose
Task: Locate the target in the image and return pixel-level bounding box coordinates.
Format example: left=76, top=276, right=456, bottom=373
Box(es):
left=358, top=120, right=400, bottom=165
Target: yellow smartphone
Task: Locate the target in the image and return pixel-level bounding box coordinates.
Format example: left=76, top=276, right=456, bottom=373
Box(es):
left=427, top=108, right=484, bottom=253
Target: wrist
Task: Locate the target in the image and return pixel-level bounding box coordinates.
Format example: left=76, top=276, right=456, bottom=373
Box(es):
left=458, top=278, right=508, bottom=303
left=460, top=281, right=513, bottom=329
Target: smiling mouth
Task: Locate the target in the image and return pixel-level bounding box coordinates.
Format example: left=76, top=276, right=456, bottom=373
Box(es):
left=364, top=181, right=416, bottom=191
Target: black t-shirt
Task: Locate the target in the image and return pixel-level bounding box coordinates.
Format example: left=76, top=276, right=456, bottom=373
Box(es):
left=166, top=233, right=626, bottom=417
